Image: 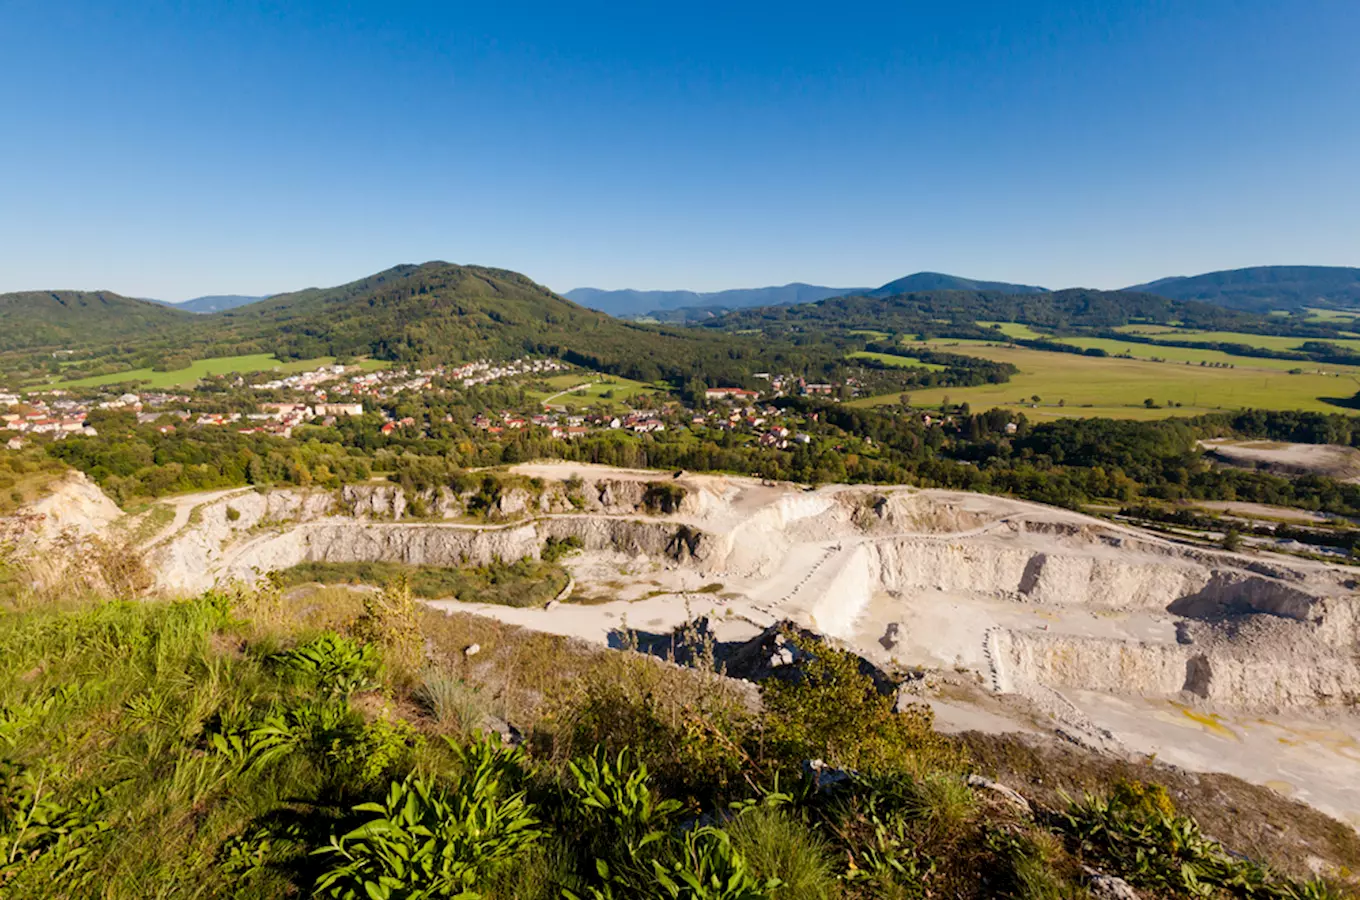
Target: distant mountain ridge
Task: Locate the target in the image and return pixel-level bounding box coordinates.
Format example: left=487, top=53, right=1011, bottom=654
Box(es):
left=1126, top=266, right=1360, bottom=312
left=566, top=273, right=1048, bottom=318
left=564, top=283, right=865, bottom=318
left=858, top=272, right=1049, bottom=298
left=145, top=294, right=270, bottom=313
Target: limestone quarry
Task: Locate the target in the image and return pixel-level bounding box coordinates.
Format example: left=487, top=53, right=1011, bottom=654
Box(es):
left=17, top=463, right=1360, bottom=828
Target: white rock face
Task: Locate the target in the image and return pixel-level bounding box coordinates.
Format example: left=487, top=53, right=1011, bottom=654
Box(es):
left=22, top=472, right=122, bottom=540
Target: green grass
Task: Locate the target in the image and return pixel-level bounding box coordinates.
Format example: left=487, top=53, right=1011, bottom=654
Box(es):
left=1113, top=326, right=1360, bottom=355
left=1304, top=307, right=1360, bottom=323
left=847, top=351, right=947, bottom=371
left=977, top=321, right=1047, bottom=340
left=55, top=354, right=387, bottom=389
left=848, top=329, right=890, bottom=341
left=526, top=372, right=659, bottom=410
left=0, top=587, right=1351, bottom=897
left=852, top=340, right=1360, bottom=417
left=1048, top=336, right=1360, bottom=374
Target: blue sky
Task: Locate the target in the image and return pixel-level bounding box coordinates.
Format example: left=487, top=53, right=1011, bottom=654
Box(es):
left=2, top=0, right=1357, bottom=300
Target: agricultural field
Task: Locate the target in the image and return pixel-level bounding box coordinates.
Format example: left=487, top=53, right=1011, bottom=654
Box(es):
left=849, top=340, right=1360, bottom=418
left=1113, top=326, right=1360, bottom=355
left=847, top=328, right=890, bottom=341
left=55, top=354, right=387, bottom=389
left=847, top=350, right=946, bottom=371
left=1051, top=336, right=1360, bottom=374
left=976, top=321, right=1047, bottom=340
left=526, top=372, right=660, bottom=410
left=1303, top=307, right=1360, bottom=324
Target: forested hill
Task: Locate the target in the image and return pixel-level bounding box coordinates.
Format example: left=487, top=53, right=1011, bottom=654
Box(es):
left=703, top=287, right=1265, bottom=335
left=192, top=261, right=834, bottom=385
left=859, top=272, right=1048, bottom=297
left=0, top=290, right=195, bottom=352
left=1127, top=266, right=1360, bottom=312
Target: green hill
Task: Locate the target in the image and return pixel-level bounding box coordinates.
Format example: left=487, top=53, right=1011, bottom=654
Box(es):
left=0, top=290, right=195, bottom=352
left=164, top=262, right=832, bottom=386
left=861, top=272, right=1049, bottom=297
left=1127, top=266, right=1360, bottom=312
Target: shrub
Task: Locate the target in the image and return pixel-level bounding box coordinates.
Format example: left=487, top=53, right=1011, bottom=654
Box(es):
left=225, top=505, right=241, bottom=522
left=643, top=482, right=688, bottom=514
left=351, top=575, right=423, bottom=673
left=271, top=633, right=380, bottom=698
left=315, top=757, right=542, bottom=898
left=761, top=635, right=960, bottom=776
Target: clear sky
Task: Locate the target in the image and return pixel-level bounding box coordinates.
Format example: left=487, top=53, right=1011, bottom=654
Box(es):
left=2, top=0, right=1357, bottom=300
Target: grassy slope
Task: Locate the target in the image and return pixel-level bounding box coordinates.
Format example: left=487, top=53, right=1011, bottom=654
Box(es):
left=524, top=372, right=660, bottom=410
left=0, top=588, right=1354, bottom=897
left=845, top=351, right=947, bottom=371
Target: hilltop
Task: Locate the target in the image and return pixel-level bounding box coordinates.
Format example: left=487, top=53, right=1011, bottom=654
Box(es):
left=859, top=272, right=1049, bottom=298
left=0, top=290, right=195, bottom=352
left=1128, top=265, right=1360, bottom=312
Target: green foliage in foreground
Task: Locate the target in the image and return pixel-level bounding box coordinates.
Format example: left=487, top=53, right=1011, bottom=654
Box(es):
left=0, top=593, right=1349, bottom=898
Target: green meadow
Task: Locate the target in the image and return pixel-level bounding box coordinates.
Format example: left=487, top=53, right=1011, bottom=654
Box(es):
left=526, top=372, right=659, bottom=409
left=847, top=350, right=946, bottom=371
left=850, top=340, right=1360, bottom=418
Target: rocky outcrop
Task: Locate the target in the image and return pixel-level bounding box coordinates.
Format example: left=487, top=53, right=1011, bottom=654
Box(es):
left=15, top=472, right=122, bottom=541
left=994, top=628, right=1360, bottom=711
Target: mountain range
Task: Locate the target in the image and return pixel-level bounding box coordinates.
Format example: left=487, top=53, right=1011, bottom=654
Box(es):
left=1124, top=266, right=1360, bottom=312
left=155, top=294, right=271, bottom=314
left=565, top=273, right=1046, bottom=318
left=4, top=263, right=1358, bottom=363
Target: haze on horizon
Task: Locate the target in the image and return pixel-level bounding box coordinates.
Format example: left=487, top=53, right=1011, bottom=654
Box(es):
left=1, top=0, right=1357, bottom=302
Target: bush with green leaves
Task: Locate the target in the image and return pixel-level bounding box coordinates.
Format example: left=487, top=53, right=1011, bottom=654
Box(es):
left=315, top=738, right=542, bottom=899
left=270, top=633, right=380, bottom=698
left=761, top=635, right=961, bottom=776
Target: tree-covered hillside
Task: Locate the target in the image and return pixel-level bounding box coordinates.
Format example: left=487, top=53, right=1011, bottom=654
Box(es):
left=0, top=290, right=195, bottom=352
left=704, top=288, right=1265, bottom=336
left=1128, top=266, right=1360, bottom=312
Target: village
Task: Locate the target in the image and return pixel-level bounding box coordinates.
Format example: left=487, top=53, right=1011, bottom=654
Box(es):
left=0, top=353, right=923, bottom=453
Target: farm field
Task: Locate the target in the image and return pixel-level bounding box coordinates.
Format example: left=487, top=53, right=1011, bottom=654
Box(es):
left=847, top=350, right=946, bottom=371
left=850, top=341, right=1360, bottom=417
left=1112, top=326, right=1360, bottom=355
left=1051, top=337, right=1360, bottom=374
left=526, top=372, right=659, bottom=410
left=977, top=321, right=1047, bottom=340
left=55, top=354, right=387, bottom=389
left=1303, top=307, right=1360, bottom=324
